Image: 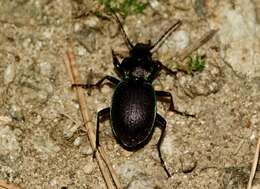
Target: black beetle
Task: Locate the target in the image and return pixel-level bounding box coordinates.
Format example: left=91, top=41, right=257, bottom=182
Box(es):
left=73, top=14, right=193, bottom=177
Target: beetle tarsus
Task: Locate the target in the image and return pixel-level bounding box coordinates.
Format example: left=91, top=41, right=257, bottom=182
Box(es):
left=96, top=107, right=110, bottom=152
left=92, top=148, right=97, bottom=159
left=72, top=83, right=95, bottom=89
left=155, top=113, right=172, bottom=177
left=172, top=109, right=195, bottom=117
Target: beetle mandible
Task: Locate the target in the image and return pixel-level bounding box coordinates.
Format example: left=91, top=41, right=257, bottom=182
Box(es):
left=73, top=13, right=194, bottom=177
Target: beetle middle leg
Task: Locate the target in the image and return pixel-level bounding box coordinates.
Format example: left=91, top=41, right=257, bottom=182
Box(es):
left=93, top=107, right=110, bottom=157
left=72, top=75, right=120, bottom=89
left=96, top=107, right=110, bottom=148
left=155, top=113, right=171, bottom=177
left=156, top=91, right=194, bottom=117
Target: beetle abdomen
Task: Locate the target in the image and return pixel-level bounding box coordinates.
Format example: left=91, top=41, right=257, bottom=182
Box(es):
left=111, top=80, right=156, bottom=150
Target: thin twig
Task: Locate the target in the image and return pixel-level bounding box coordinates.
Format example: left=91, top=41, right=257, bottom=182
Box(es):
left=0, top=180, right=22, bottom=189
left=233, top=139, right=245, bottom=155
left=247, top=137, right=260, bottom=189
left=164, top=29, right=218, bottom=72
left=64, top=44, right=122, bottom=189
left=59, top=111, right=79, bottom=124
left=178, top=29, right=218, bottom=61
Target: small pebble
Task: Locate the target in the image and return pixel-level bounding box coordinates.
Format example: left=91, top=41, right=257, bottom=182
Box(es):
left=33, top=114, right=42, bottom=125
left=149, top=0, right=160, bottom=9
left=79, top=145, right=93, bottom=156
left=63, top=123, right=80, bottom=139
left=180, top=152, right=197, bottom=173
left=0, top=126, right=21, bottom=162
left=178, top=68, right=221, bottom=96
left=9, top=104, right=24, bottom=121
left=106, top=142, right=114, bottom=151
left=84, top=16, right=100, bottom=28
left=127, top=177, right=154, bottom=189
left=83, top=161, right=95, bottom=174
left=77, top=46, right=87, bottom=56
left=4, top=63, right=16, bottom=85
left=0, top=115, right=12, bottom=125
left=104, top=126, right=113, bottom=137
left=0, top=166, right=16, bottom=182
left=173, top=30, right=189, bottom=50
left=73, top=136, right=83, bottom=146
left=39, top=61, right=53, bottom=77
left=118, top=160, right=143, bottom=180
left=32, top=131, right=61, bottom=156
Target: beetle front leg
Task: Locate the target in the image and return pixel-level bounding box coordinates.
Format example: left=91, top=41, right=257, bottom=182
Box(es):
left=94, top=107, right=110, bottom=157
left=156, top=91, right=194, bottom=117
left=112, top=49, right=125, bottom=77
left=155, top=113, right=171, bottom=177
left=72, top=75, right=120, bottom=89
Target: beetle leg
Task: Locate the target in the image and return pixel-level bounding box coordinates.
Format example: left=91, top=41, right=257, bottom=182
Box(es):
left=155, top=113, right=171, bottom=177
left=156, top=91, right=195, bottom=117
left=72, top=76, right=120, bottom=89
left=112, top=49, right=125, bottom=77
left=93, top=107, right=110, bottom=158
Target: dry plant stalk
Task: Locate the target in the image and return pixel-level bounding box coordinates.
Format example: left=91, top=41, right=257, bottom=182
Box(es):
left=164, top=29, right=218, bottom=72
left=64, top=45, right=122, bottom=189
left=247, top=138, right=260, bottom=189
left=0, top=180, right=22, bottom=189
left=177, top=29, right=218, bottom=61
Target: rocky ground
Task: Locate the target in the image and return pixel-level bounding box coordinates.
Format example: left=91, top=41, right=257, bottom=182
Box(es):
left=0, top=0, right=260, bottom=189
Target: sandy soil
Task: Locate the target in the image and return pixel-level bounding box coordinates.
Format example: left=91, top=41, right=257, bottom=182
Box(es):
left=0, top=0, right=259, bottom=189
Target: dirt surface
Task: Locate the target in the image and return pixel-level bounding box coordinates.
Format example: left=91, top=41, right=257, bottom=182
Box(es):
left=0, top=0, right=260, bottom=189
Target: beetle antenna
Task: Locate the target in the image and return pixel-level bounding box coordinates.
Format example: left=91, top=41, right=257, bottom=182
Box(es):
left=150, top=20, right=182, bottom=53
left=112, top=12, right=134, bottom=50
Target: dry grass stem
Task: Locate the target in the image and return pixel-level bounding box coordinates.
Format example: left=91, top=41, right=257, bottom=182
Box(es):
left=0, top=180, right=22, bottom=189
left=64, top=44, right=122, bottom=189
left=177, top=29, right=218, bottom=61
left=163, top=29, right=218, bottom=73
left=247, top=138, right=260, bottom=189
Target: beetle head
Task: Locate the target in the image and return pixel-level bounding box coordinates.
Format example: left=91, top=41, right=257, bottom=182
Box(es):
left=121, top=43, right=154, bottom=79
left=130, top=43, right=153, bottom=68
left=112, top=12, right=182, bottom=79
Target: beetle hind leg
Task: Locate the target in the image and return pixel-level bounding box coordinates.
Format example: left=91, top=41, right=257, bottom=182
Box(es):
left=155, top=113, right=171, bottom=177
left=93, top=107, right=110, bottom=157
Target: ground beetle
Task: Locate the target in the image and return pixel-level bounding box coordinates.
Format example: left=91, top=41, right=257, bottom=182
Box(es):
left=73, top=14, right=193, bottom=177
